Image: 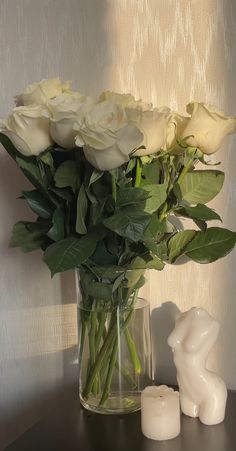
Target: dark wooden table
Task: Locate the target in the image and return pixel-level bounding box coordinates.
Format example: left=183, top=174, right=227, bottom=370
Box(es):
left=4, top=389, right=236, bottom=451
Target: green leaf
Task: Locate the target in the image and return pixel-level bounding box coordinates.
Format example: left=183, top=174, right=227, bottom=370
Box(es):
left=49, top=187, right=73, bottom=202
left=90, top=198, right=106, bottom=225
left=124, top=269, right=144, bottom=287
left=142, top=216, right=166, bottom=254
left=91, top=266, right=124, bottom=282
left=22, top=190, right=53, bottom=219
left=39, top=151, right=54, bottom=171
left=27, top=221, right=51, bottom=233
left=193, top=218, right=207, bottom=231
left=92, top=176, right=110, bottom=198
left=38, top=159, right=49, bottom=185
left=143, top=215, right=166, bottom=241
left=143, top=183, right=167, bottom=213
left=140, top=155, right=153, bottom=165
left=90, top=241, right=117, bottom=266
left=147, top=255, right=165, bottom=270
left=125, top=159, right=136, bottom=174
left=76, top=184, right=88, bottom=234
left=89, top=169, right=104, bottom=187
left=0, top=132, right=20, bottom=160
left=142, top=160, right=160, bottom=184
left=168, top=230, right=196, bottom=263
left=176, top=204, right=222, bottom=222
left=183, top=147, right=203, bottom=167
left=47, top=207, right=65, bottom=242
left=130, top=254, right=164, bottom=270
left=175, top=170, right=224, bottom=205
left=10, top=221, right=49, bottom=252
left=184, top=227, right=236, bottom=263
left=54, top=161, right=78, bottom=193
left=16, top=157, right=47, bottom=190
left=116, top=187, right=149, bottom=207
left=155, top=240, right=169, bottom=260
left=132, top=274, right=146, bottom=290
left=82, top=278, right=112, bottom=301
left=103, top=208, right=151, bottom=242
left=112, top=273, right=126, bottom=292
left=43, top=234, right=98, bottom=276
left=80, top=270, right=113, bottom=301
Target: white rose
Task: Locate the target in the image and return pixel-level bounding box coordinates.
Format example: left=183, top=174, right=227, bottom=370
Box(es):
left=165, top=112, right=189, bottom=150
left=99, top=91, right=136, bottom=106
left=48, top=93, right=96, bottom=148
left=127, top=106, right=171, bottom=156
left=1, top=105, right=52, bottom=156
left=100, top=91, right=152, bottom=110
left=74, top=101, right=143, bottom=171
left=15, top=77, right=71, bottom=106
left=181, top=102, right=236, bottom=154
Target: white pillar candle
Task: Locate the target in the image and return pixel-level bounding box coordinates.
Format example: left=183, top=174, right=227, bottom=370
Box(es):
left=141, top=385, right=180, bottom=441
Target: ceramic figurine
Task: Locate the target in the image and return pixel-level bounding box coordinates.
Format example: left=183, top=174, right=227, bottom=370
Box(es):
left=168, top=307, right=227, bottom=425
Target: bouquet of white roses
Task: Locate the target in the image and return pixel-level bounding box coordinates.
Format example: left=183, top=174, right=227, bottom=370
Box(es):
left=1, top=77, right=236, bottom=412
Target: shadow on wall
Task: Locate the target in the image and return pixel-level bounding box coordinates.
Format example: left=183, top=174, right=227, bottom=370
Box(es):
left=0, top=0, right=110, bottom=448
left=151, top=301, right=180, bottom=385
left=0, top=151, right=33, bottom=230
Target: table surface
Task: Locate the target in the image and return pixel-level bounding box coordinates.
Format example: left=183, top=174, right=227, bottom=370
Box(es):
left=4, top=389, right=236, bottom=451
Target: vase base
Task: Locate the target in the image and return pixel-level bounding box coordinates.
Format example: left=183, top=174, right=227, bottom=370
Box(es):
left=80, top=391, right=141, bottom=415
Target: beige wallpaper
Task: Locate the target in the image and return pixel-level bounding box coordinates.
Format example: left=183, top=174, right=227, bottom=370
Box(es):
left=0, top=0, right=236, bottom=447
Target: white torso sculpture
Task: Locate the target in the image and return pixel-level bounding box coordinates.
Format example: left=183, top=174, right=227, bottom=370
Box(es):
left=168, top=307, right=227, bottom=425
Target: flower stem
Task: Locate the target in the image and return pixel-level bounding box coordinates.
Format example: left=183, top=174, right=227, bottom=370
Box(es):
left=111, top=173, right=117, bottom=202
left=83, top=321, right=117, bottom=398
left=177, top=158, right=194, bottom=185
left=98, top=308, right=135, bottom=406
left=95, top=311, right=106, bottom=354
left=83, top=291, right=139, bottom=403
left=134, top=158, right=142, bottom=187
left=116, top=363, right=137, bottom=389
left=159, top=202, right=168, bottom=222
left=89, top=313, right=99, bottom=394
left=79, top=317, right=86, bottom=363
left=99, top=336, right=118, bottom=405
left=124, top=327, right=142, bottom=374
left=159, top=156, right=194, bottom=222
left=99, top=329, right=137, bottom=389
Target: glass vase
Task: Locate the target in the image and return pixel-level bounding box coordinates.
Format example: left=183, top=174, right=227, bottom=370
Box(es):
left=77, top=268, right=152, bottom=414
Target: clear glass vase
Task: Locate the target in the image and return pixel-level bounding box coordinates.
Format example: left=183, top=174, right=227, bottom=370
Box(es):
left=77, top=268, right=152, bottom=414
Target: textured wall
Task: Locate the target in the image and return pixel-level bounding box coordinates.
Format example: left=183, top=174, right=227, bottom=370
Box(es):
left=113, top=0, right=236, bottom=389
left=0, top=0, right=236, bottom=447
left=0, top=0, right=104, bottom=448
left=96, top=0, right=236, bottom=390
